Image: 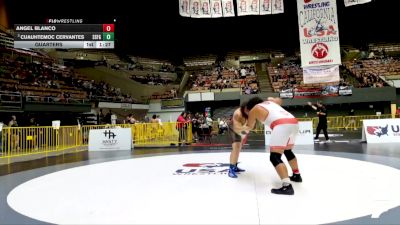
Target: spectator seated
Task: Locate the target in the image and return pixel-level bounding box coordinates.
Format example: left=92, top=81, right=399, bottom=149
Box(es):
left=344, top=58, right=396, bottom=88
left=130, top=73, right=173, bottom=85
left=189, top=65, right=259, bottom=94
left=150, top=88, right=178, bottom=100
left=0, top=57, right=138, bottom=104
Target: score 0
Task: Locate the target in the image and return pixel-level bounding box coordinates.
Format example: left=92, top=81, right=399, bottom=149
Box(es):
left=102, top=24, right=114, bottom=41
left=103, top=24, right=114, bottom=32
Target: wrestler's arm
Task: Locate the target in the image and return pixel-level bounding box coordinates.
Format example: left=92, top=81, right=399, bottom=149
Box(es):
left=245, top=106, right=269, bottom=132
left=244, top=107, right=259, bottom=131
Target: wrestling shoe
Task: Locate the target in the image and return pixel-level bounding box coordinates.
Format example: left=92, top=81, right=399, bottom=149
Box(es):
left=271, top=184, right=294, bottom=195
left=290, top=173, right=302, bottom=182
left=228, top=166, right=238, bottom=178
left=234, top=163, right=246, bottom=173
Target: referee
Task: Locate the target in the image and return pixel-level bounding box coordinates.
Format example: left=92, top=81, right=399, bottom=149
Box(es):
left=308, top=101, right=331, bottom=143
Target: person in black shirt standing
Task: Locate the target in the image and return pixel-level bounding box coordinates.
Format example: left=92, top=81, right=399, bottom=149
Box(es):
left=308, top=101, right=331, bottom=142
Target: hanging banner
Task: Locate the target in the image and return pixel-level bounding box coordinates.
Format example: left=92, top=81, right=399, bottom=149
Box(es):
left=222, top=0, right=235, bottom=17
left=260, top=0, right=272, bottom=15
left=250, top=0, right=260, bottom=15
left=199, top=0, right=212, bottom=18
left=237, top=0, right=263, bottom=16
left=237, top=0, right=248, bottom=16
left=272, top=0, right=284, bottom=14
left=210, top=0, right=223, bottom=17
left=179, top=0, right=191, bottom=17
left=279, top=85, right=353, bottom=99
left=338, top=85, right=353, bottom=96
left=249, top=0, right=261, bottom=15
left=344, top=0, right=371, bottom=7
left=303, top=65, right=340, bottom=84
left=190, top=0, right=202, bottom=18
left=297, top=0, right=341, bottom=67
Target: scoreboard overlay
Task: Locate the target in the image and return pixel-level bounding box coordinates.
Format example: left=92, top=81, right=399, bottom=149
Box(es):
left=14, top=24, right=115, bottom=49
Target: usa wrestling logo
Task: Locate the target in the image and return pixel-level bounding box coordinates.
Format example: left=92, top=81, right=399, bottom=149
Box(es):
left=366, top=125, right=389, bottom=137
left=173, top=163, right=232, bottom=175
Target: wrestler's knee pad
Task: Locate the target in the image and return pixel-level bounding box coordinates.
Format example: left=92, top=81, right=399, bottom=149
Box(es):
left=270, top=152, right=283, bottom=167
left=284, top=149, right=296, bottom=161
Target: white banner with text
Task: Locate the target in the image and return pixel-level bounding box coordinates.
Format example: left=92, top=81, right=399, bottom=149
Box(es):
left=362, top=119, right=400, bottom=143
left=89, top=128, right=132, bottom=151
left=344, top=0, right=371, bottom=7
left=297, top=0, right=341, bottom=67
left=303, top=65, right=340, bottom=84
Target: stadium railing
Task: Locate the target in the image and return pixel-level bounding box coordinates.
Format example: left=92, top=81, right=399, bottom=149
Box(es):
left=80, top=122, right=192, bottom=147
left=0, top=122, right=193, bottom=162
left=0, top=91, right=23, bottom=109
left=0, top=115, right=391, bottom=163
left=248, top=114, right=392, bottom=132
left=25, top=96, right=87, bottom=104
left=0, top=126, right=80, bottom=163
